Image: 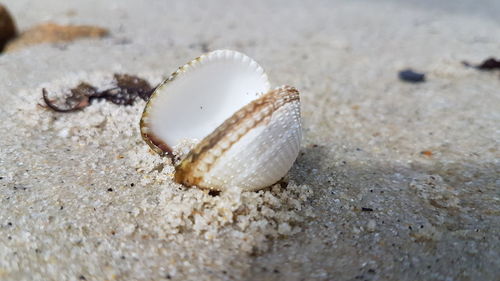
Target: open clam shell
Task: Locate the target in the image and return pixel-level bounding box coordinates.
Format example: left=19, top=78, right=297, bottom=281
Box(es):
left=140, top=50, right=301, bottom=191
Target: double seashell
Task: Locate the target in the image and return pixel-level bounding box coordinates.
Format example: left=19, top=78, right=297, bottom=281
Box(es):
left=140, top=50, right=301, bottom=191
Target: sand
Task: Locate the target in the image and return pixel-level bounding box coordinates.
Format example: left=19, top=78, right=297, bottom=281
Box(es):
left=1, top=0, right=499, bottom=280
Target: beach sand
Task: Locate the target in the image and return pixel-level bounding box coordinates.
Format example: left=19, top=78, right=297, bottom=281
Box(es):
left=1, top=0, right=499, bottom=280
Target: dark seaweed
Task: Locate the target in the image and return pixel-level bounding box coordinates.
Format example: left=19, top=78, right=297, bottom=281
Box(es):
left=463, top=57, right=500, bottom=71
left=42, top=74, right=154, bottom=112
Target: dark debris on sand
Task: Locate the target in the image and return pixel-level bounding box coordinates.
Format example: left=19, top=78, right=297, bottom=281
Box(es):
left=42, top=74, right=154, bottom=112
left=463, top=57, right=500, bottom=71
left=398, top=69, right=426, bottom=83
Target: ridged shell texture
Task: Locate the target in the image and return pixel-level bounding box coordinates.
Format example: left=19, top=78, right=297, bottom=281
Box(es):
left=141, top=50, right=301, bottom=191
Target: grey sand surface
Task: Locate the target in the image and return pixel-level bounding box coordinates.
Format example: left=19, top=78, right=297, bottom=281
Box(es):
left=1, top=0, right=499, bottom=280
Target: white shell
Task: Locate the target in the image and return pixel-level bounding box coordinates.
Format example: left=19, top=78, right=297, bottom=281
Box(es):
left=141, top=50, right=301, bottom=191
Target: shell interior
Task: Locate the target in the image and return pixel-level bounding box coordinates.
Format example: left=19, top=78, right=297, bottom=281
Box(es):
left=141, top=50, right=271, bottom=154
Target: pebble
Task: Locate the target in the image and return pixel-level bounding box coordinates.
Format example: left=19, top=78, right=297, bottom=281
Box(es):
left=398, top=69, right=426, bottom=83
left=0, top=4, right=17, bottom=51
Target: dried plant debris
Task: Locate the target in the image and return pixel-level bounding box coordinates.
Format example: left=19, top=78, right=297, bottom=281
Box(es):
left=0, top=4, right=17, bottom=52
left=114, top=73, right=154, bottom=102
left=398, top=69, right=426, bottom=83
left=42, top=74, right=154, bottom=112
left=4, top=22, right=108, bottom=52
left=463, top=57, right=500, bottom=71
left=43, top=83, right=96, bottom=112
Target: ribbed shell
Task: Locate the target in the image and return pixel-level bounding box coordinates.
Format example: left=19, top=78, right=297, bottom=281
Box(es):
left=174, top=86, right=301, bottom=191
left=140, top=50, right=302, bottom=191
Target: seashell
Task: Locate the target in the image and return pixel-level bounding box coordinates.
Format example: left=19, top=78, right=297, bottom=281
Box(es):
left=140, top=50, right=301, bottom=191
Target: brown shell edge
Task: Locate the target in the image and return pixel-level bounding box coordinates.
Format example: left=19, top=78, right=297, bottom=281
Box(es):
left=174, top=86, right=300, bottom=191
left=139, top=54, right=205, bottom=157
